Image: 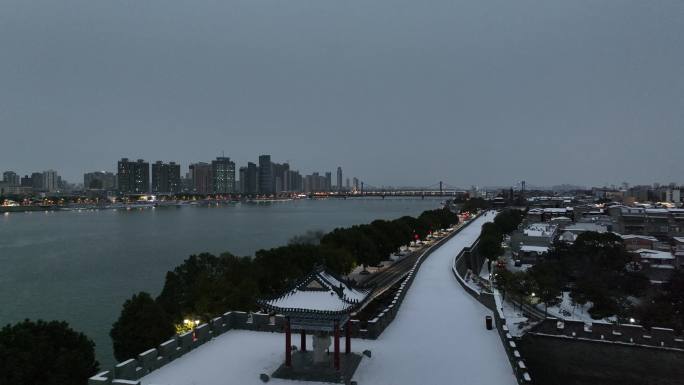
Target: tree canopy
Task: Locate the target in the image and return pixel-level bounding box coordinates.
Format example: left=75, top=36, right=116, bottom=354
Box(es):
left=115, top=207, right=460, bottom=360
left=0, top=319, right=99, bottom=385
left=110, top=292, right=176, bottom=362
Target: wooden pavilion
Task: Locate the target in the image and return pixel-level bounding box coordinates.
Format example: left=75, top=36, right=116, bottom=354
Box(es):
left=257, top=266, right=370, bottom=371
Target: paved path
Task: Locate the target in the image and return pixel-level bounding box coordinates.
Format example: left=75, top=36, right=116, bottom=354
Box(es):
left=352, top=211, right=517, bottom=385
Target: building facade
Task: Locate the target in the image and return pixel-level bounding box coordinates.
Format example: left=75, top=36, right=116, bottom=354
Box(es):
left=117, top=158, right=149, bottom=194
left=151, top=161, right=181, bottom=194
left=336, top=167, right=343, bottom=191
left=2, top=171, right=19, bottom=186
left=84, top=171, right=116, bottom=190
left=42, top=170, right=58, bottom=192
left=211, top=157, right=236, bottom=194
left=189, top=162, right=212, bottom=194
left=258, top=155, right=273, bottom=195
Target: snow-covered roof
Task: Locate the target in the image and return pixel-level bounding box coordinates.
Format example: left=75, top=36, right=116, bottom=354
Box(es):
left=523, top=223, right=557, bottom=238
left=635, top=249, right=675, bottom=261
left=649, top=264, right=675, bottom=269
left=563, top=223, right=607, bottom=233
left=558, top=231, right=578, bottom=243
left=258, top=266, right=369, bottom=314
left=520, top=245, right=549, bottom=254
left=619, top=234, right=658, bottom=242
left=673, top=237, right=684, bottom=244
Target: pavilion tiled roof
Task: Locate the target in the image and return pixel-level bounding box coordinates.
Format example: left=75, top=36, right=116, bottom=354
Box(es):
left=257, top=266, right=370, bottom=315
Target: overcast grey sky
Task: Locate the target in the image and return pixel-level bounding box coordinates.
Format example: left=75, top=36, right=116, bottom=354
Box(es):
left=0, top=0, right=682, bottom=187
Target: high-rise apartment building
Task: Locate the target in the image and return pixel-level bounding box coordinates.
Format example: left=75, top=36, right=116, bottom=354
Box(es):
left=42, top=170, right=58, bottom=192
left=189, top=162, right=212, bottom=194
left=117, top=158, right=149, bottom=194
left=258, top=155, right=273, bottom=195
left=151, top=161, right=181, bottom=194
left=336, top=167, right=343, bottom=191
left=241, top=162, right=258, bottom=195
left=20, top=175, right=32, bottom=187
left=272, top=162, right=290, bottom=193
left=303, top=172, right=329, bottom=193
left=84, top=171, right=116, bottom=190
left=211, top=157, right=236, bottom=194
left=324, top=172, right=332, bottom=192
left=31, top=172, right=43, bottom=191
left=2, top=171, right=19, bottom=186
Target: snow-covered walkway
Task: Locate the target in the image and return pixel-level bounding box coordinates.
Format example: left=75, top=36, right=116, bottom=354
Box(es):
left=142, top=211, right=516, bottom=385
left=351, top=211, right=516, bottom=385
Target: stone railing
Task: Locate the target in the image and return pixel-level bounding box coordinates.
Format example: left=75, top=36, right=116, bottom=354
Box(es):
left=451, top=233, right=533, bottom=385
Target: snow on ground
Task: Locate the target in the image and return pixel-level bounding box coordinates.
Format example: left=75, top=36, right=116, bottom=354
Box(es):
left=496, top=290, right=534, bottom=338
left=479, top=260, right=492, bottom=280
left=537, top=292, right=617, bottom=324
left=142, top=211, right=516, bottom=385
left=352, top=211, right=516, bottom=385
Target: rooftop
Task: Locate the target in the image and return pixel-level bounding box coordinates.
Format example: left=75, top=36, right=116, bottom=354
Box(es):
left=520, top=245, right=549, bottom=253
left=259, top=268, right=369, bottom=315
left=635, top=249, right=675, bottom=261
left=619, top=234, right=658, bottom=242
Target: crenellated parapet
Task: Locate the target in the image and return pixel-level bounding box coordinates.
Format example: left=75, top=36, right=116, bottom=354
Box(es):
left=529, top=318, right=684, bottom=350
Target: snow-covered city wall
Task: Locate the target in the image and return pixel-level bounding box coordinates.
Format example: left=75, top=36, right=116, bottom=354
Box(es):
left=451, top=239, right=533, bottom=385
left=351, top=213, right=485, bottom=339
left=89, top=311, right=288, bottom=385
left=521, top=319, right=684, bottom=385
left=89, top=214, right=483, bottom=385
left=529, top=318, right=684, bottom=350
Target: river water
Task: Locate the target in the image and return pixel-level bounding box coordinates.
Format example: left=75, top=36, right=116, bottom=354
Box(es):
left=0, top=197, right=442, bottom=366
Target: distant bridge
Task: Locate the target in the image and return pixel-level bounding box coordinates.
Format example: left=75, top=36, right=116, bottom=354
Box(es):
left=324, top=181, right=468, bottom=198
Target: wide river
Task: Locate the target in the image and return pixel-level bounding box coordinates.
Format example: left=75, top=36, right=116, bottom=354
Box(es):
left=0, top=197, right=442, bottom=366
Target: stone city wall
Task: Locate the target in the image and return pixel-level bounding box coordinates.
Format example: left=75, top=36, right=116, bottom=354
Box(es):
left=88, top=311, right=288, bottom=385
left=451, top=237, right=533, bottom=385
left=90, top=213, right=484, bottom=385
left=521, top=319, right=684, bottom=385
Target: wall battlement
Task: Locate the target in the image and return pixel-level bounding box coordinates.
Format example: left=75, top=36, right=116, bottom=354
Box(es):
left=529, top=318, right=684, bottom=350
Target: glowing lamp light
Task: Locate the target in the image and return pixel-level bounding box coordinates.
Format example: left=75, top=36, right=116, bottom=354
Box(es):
left=629, top=318, right=636, bottom=324
left=531, top=292, right=536, bottom=297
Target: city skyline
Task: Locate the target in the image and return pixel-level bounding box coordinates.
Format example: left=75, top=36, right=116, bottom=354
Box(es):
left=1, top=0, right=682, bottom=187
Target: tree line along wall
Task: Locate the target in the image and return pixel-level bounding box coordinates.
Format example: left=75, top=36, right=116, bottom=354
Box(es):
left=89, top=212, right=482, bottom=385
left=519, top=318, right=684, bottom=385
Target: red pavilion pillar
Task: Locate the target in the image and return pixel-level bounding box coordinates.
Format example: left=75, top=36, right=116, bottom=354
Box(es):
left=285, top=318, right=292, bottom=367
left=301, top=329, right=307, bottom=352
left=345, top=320, right=351, bottom=355
left=334, top=321, right=340, bottom=370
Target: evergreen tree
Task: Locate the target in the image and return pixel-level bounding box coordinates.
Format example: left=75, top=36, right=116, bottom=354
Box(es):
left=0, top=319, right=99, bottom=385
left=110, top=292, right=175, bottom=362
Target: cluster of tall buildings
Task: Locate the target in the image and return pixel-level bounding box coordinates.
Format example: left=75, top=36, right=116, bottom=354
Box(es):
left=106, top=155, right=354, bottom=195
left=1, top=155, right=359, bottom=197
left=0, top=170, right=64, bottom=195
